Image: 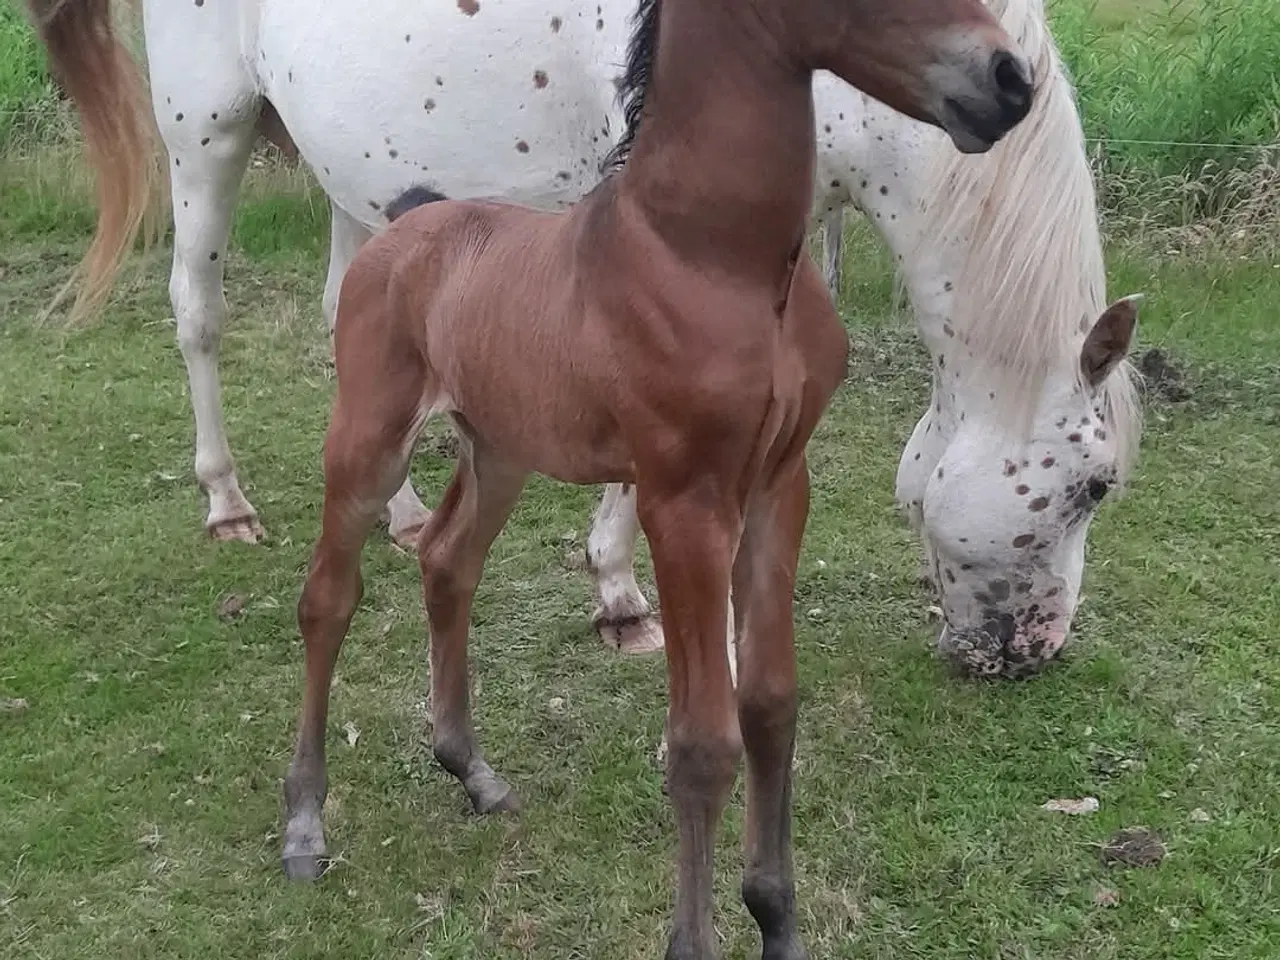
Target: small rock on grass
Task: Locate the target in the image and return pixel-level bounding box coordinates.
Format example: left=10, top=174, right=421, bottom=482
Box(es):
left=217, top=593, right=247, bottom=621
left=1093, top=887, right=1121, bottom=907
left=1041, top=796, right=1100, bottom=815
left=1, top=697, right=29, bottom=716
left=1101, top=826, right=1165, bottom=868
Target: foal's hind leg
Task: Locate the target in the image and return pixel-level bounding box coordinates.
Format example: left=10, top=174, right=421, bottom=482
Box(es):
left=420, top=435, right=527, bottom=814
left=320, top=200, right=432, bottom=546
left=586, top=483, right=664, bottom=653
left=282, top=379, right=426, bottom=880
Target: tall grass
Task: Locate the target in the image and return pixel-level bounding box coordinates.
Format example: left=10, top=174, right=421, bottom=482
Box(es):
left=1050, top=0, right=1279, bottom=219
left=0, top=2, right=59, bottom=149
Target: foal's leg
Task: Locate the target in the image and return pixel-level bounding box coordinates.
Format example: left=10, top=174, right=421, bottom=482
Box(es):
left=586, top=483, right=664, bottom=653
left=818, top=207, right=844, bottom=300
left=282, top=364, right=427, bottom=880
left=319, top=200, right=432, bottom=546
left=639, top=485, right=743, bottom=960
left=734, top=460, right=811, bottom=960
left=655, top=597, right=737, bottom=775
left=420, top=438, right=527, bottom=814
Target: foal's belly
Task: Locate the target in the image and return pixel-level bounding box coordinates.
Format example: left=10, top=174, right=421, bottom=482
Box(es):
left=442, top=366, right=634, bottom=487
left=255, top=0, right=629, bottom=229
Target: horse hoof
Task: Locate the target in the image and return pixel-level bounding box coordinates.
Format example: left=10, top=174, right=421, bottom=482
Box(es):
left=596, top=613, right=665, bottom=654
left=473, top=784, right=522, bottom=816
left=208, top=514, right=265, bottom=544
left=764, top=940, right=809, bottom=960
left=388, top=518, right=430, bottom=552
left=282, top=854, right=327, bottom=882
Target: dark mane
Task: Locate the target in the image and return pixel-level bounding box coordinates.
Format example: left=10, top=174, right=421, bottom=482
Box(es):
left=600, top=0, right=662, bottom=174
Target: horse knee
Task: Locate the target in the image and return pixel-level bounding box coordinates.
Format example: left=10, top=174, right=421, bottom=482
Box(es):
left=297, top=562, right=362, bottom=640
left=664, top=722, right=742, bottom=800
left=738, top=681, right=797, bottom=740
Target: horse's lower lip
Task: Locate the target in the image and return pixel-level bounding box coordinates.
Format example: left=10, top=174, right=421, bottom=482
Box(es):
left=940, top=98, right=1001, bottom=153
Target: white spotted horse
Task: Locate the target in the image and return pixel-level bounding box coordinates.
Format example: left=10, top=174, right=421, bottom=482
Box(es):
left=29, top=0, right=1141, bottom=678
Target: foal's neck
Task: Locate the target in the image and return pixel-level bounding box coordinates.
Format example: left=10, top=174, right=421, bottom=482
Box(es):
left=619, top=0, right=816, bottom=277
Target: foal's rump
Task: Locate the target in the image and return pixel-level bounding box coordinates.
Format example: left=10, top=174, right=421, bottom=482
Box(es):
left=366, top=193, right=633, bottom=484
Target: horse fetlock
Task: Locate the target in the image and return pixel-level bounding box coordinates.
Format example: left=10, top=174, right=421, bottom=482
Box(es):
left=664, top=925, right=721, bottom=960
left=742, top=871, right=798, bottom=939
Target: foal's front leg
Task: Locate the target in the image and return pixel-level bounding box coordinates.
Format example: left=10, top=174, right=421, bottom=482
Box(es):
left=419, top=440, right=527, bottom=814
left=734, top=460, right=811, bottom=960
left=586, top=483, right=665, bottom=653
left=639, top=486, right=743, bottom=960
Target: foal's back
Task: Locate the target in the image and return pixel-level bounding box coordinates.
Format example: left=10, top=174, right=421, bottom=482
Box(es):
left=338, top=193, right=634, bottom=484
left=337, top=187, right=848, bottom=488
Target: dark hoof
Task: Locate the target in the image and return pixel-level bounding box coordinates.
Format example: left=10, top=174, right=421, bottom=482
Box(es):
left=763, top=937, right=808, bottom=960
left=472, top=786, right=522, bottom=816
left=282, top=854, right=328, bottom=882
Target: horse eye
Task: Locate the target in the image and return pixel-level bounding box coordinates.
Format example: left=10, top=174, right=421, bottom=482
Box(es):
left=1087, top=478, right=1111, bottom=502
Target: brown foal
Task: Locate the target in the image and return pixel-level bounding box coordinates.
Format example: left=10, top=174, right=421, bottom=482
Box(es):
left=283, top=0, right=1033, bottom=955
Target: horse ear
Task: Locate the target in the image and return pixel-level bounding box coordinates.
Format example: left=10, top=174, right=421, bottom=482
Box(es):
left=1081, top=294, right=1141, bottom=387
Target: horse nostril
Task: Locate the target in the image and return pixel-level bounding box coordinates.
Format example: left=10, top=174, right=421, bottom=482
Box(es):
left=985, top=613, right=1017, bottom=647
left=991, top=51, right=1033, bottom=113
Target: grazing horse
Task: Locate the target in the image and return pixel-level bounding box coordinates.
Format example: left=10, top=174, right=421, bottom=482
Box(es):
left=274, top=0, right=1032, bottom=952
left=26, top=0, right=1131, bottom=671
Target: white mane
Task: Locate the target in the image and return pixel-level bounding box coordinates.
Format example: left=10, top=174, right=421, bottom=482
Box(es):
left=909, top=0, right=1142, bottom=484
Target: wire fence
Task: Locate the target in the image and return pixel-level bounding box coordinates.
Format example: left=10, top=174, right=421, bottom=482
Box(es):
left=2, top=103, right=1277, bottom=155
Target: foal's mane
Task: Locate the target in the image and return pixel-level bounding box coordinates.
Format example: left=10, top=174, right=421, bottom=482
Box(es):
left=601, top=0, right=662, bottom=173
left=910, top=0, right=1142, bottom=484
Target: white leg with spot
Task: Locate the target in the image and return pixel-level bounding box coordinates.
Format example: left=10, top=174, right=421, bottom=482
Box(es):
left=586, top=483, right=663, bottom=654
left=322, top=201, right=373, bottom=338
left=165, top=118, right=262, bottom=543
left=143, top=0, right=270, bottom=544
left=384, top=477, right=433, bottom=549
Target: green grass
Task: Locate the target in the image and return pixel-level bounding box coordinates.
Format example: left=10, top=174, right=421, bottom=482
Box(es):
left=3, top=167, right=1280, bottom=958
left=1050, top=0, right=1280, bottom=195
left=0, top=1, right=57, bottom=149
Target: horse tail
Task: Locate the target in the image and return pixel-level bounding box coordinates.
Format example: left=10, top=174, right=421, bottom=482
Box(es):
left=27, top=0, right=161, bottom=324
left=385, top=185, right=449, bottom=223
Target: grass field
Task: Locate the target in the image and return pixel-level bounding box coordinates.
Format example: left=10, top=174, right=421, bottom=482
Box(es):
left=4, top=180, right=1280, bottom=957
left=3, top=0, right=1280, bottom=957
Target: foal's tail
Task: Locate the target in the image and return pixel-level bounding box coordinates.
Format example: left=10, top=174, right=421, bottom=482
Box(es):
left=26, top=0, right=161, bottom=324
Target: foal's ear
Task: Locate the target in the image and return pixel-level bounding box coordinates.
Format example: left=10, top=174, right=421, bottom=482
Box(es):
left=1081, top=294, right=1142, bottom=387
